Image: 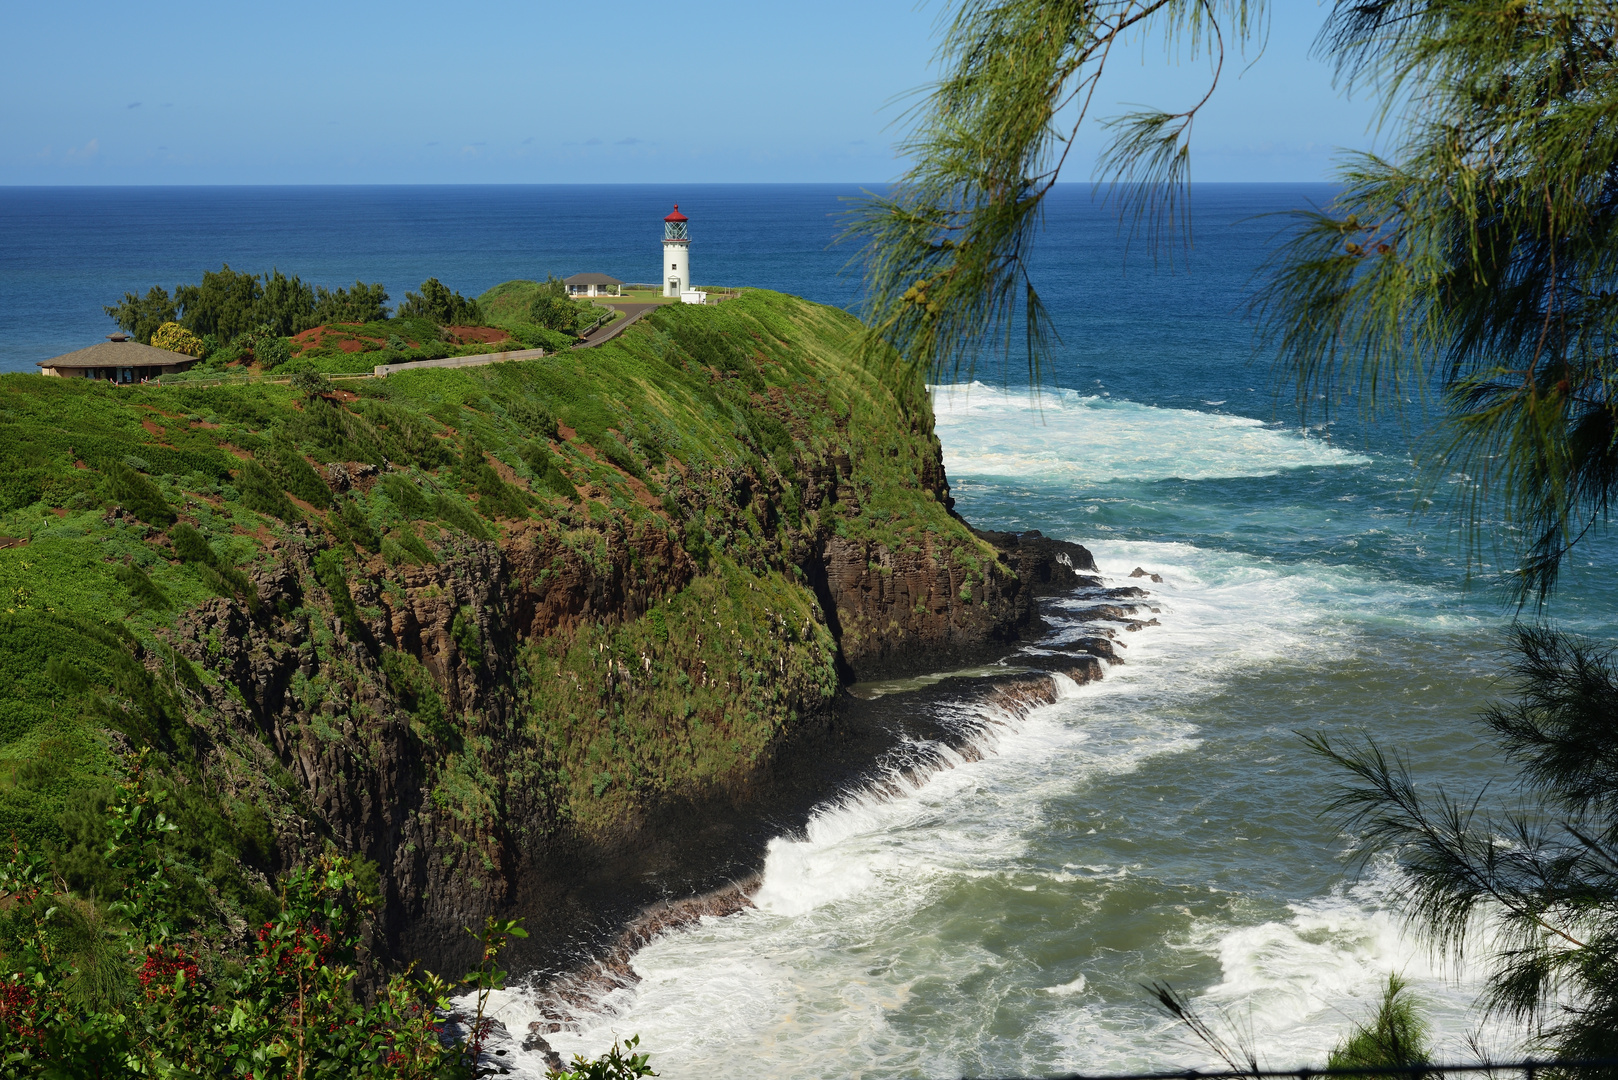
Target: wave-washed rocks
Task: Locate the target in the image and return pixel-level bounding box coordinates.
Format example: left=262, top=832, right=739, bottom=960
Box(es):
left=499, top=560, right=1168, bottom=1069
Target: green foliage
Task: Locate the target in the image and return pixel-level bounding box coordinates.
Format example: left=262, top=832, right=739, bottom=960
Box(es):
left=169, top=522, right=256, bottom=608
left=337, top=496, right=381, bottom=554
left=398, top=279, right=484, bottom=326
left=251, top=331, right=293, bottom=371
left=1258, top=3, right=1618, bottom=600
left=312, top=280, right=390, bottom=324
left=380, top=473, right=432, bottom=518
left=456, top=437, right=528, bottom=521
left=529, top=277, right=579, bottom=332
left=313, top=549, right=361, bottom=637
left=174, top=264, right=268, bottom=342
left=235, top=458, right=301, bottom=522
left=1312, top=626, right=1618, bottom=1063
left=290, top=369, right=336, bottom=400
left=113, top=268, right=389, bottom=349
left=431, top=493, right=494, bottom=541
left=450, top=608, right=483, bottom=672
left=266, top=431, right=333, bottom=508
left=848, top=0, right=1263, bottom=387
left=1327, top=975, right=1431, bottom=1076
left=380, top=650, right=449, bottom=741
left=554, top=1036, right=657, bottom=1080
left=105, top=287, right=179, bottom=345
left=105, top=462, right=175, bottom=526
left=112, top=563, right=171, bottom=612
left=520, top=442, right=577, bottom=502
left=0, top=766, right=584, bottom=1076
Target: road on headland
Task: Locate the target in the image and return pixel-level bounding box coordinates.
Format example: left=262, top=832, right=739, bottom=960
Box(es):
left=572, top=303, right=659, bottom=350
left=161, top=303, right=671, bottom=387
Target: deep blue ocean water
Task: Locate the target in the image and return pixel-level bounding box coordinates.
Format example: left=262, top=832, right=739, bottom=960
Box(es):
left=5, top=184, right=1613, bottom=1076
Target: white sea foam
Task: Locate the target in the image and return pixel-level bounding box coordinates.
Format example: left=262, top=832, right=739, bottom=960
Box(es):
left=930, top=382, right=1370, bottom=483
left=468, top=536, right=1491, bottom=1080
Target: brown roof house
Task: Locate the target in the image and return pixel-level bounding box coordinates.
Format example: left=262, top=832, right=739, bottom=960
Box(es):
left=38, top=333, right=199, bottom=383
left=563, top=273, right=623, bottom=298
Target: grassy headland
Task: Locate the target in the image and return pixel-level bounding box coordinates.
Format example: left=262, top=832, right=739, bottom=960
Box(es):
left=0, top=289, right=1006, bottom=979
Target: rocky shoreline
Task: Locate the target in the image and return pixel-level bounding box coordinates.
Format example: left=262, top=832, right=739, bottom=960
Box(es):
left=489, top=544, right=1170, bottom=1069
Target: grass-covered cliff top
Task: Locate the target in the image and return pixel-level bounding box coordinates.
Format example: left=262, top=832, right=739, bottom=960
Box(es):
left=0, top=289, right=996, bottom=947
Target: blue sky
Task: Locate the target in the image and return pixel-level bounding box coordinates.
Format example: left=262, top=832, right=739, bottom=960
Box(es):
left=2, top=1, right=1383, bottom=185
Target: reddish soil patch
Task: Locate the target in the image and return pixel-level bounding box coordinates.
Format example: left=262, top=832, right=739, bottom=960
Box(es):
left=190, top=420, right=221, bottom=430
left=444, top=326, right=512, bottom=346
left=141, top=419, right=163, bottom=437
left=289, top=322, right=511, bottom=356
left=290, top=324, right=398, bottom=356
left=0, top=537, right=26, bottom=550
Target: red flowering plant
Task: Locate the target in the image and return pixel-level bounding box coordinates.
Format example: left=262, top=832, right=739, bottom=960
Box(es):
left=0, top=757, right=649, bottom=1079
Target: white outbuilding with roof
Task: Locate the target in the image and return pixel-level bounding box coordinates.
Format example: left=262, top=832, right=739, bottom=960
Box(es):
left=564, top=273, right=623, bottom=298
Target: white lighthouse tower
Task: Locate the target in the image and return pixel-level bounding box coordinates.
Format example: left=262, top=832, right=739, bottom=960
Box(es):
left=662, top=204, right=692, bottom=300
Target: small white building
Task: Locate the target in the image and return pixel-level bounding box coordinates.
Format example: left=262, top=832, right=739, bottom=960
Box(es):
left=663, top=205, right=691, bottom=299
left=564, top=273, right=623, bottom=298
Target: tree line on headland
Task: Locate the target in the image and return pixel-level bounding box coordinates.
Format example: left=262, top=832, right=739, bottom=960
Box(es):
left=105, top=266, right=600, bottom=376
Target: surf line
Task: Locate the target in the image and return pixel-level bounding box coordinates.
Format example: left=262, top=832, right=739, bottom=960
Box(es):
left=498, top=565, right=1169, bottom=1067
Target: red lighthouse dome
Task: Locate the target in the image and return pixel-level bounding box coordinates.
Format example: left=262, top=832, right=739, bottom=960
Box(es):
left=664, top=204, right=688, bottom=223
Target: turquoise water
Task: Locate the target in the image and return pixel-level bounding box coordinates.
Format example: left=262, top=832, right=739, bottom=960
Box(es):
left=474, top=188, right=1618, bottom=1076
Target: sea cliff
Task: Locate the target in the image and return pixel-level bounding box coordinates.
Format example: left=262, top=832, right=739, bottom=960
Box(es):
left=0, top=291, right=1089, bottom=979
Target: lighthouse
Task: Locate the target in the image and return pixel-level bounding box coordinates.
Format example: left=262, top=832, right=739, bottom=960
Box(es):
left=662, top=204, right=690, bottom=300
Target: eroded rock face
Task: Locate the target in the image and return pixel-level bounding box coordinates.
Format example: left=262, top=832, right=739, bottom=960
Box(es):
left=163, top=388, right=1094, bottom=979
left=809, top=528, right=1096, bottom=680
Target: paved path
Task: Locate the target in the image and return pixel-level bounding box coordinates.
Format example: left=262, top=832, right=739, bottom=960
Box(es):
left=163, top=309, right=664, bottom=387
left=371, top=347, right=547, bottom=377
left=573, top=304, right=658, bottom=349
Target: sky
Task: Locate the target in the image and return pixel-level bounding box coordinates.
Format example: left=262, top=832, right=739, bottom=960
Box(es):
left=2, top=1, right=1385, bottom=186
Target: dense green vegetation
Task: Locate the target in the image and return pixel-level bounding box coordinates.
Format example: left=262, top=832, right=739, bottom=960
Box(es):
left=106, top=266, right=395, bottom=348
left=477, top=278, right=611, bottom=349
left=397, top=279, right=484, bottom=327
left=0, top=291, right=981, bottom=1065
left=104, top=268, right=559, bottom=377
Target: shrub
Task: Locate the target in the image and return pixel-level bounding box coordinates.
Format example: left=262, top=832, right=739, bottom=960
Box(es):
left=380, top=474, right=432, bottom=519
left=267, top=432, right=332, bottom=508
left=105, top=462, right=175, bottom=526
left=398, top=279, right=483, bottom=326
left=235, top=458, right=301, bottom=522
left=456, top=437, right=529, bottom=521
left=431, top=493, right=493, bottom=540
left=520, top=442, right=578, bottom=502
left=167, top=522, right=256, bottom=608
left=112, top=563, right=171, bottom=611
left=450, top=608, right=483, bottom=672
left=0, top=768, right=615, bottom=1078
left=149, top=322, right=206, bottom=359
left=253, top=334, right=292, bottom=370
left=338, top=496, right=381, bottom=554
left=380, top=649, right=449, bottom=741
left=312, top=549, right=361, bottom=636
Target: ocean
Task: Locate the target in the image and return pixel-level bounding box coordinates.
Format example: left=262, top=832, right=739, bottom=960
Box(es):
left=7, top=183, right=1613, bottom=1076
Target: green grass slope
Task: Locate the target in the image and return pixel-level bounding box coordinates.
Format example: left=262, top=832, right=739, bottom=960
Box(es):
left=0, top=289, right=994, bottom=967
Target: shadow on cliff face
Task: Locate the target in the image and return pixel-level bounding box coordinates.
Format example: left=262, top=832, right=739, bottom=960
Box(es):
left=481, top=528, right=1100, bottom=985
